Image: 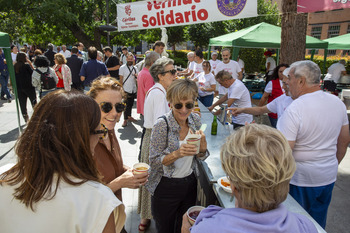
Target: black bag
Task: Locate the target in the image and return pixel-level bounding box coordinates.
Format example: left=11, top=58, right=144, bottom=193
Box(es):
left=36, top=68, right=56, bottom=90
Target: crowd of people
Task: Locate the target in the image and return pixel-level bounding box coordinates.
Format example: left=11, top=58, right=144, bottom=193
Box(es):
left=0, top=40, right=349, bottom=233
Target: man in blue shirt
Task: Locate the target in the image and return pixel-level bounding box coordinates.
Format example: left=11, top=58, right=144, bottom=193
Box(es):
left=0, top=48, right=12, bottom=102
left=79, top=46, right=109, bottom=91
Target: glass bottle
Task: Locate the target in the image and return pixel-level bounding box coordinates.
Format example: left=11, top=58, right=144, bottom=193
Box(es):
left=211, top=115, right=218, bottom=135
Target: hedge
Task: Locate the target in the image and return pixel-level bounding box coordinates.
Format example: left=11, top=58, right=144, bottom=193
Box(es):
left=305, top=55, right=350, bottom=74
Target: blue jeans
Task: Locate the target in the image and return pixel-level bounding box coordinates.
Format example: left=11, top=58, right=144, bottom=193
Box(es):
left=198, top=94, right=214, bottom=107
left=268, top=116, right=278, bottom=128
left=289, top=183, right=335, bottom=229
left=0, top=70, right=12, bottom=99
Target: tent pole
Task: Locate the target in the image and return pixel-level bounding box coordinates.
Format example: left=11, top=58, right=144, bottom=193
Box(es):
left=276, top=49, right=280, bottom=64
left=208, top=44, right=211, bottom=60
left=323, top=49, right=328, bottom=78
left=3, top=48, right=22, bottom=134
left=232, top=47, right=239, bottom=61
left=310, top=49, right=315, bottom=61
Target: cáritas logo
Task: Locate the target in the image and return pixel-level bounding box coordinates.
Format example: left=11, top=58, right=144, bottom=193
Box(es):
left=217, top=0, right=246, bottom=17
left=125, top=5, right=131, bottom=16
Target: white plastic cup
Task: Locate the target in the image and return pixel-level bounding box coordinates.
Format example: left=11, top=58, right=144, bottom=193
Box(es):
left=133, top=163, right=150, bottom=175
left=187, top=206, right=205, bottom=225
left=186, top=134, right=201, bottom=154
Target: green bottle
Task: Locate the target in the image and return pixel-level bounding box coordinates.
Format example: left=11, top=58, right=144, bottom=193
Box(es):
left=211, top=115, right=218, bottom=135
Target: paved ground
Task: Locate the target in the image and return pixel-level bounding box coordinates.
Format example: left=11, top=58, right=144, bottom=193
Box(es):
left=1, top=97, right=350, bottom=233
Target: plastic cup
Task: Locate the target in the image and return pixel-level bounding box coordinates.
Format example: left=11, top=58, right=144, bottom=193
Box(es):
left=187, top=206, right=205, bottom=225
left=133, top=163, right=150, bottom=175
left=186, top=134, right=201, bottom=154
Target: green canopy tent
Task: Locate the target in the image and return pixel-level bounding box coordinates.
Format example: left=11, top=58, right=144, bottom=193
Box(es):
left=0, top=32, right=22, bottom=133
left=323, top=33, right=350, bottom=50
left=208, top=22, right=329, bottom=74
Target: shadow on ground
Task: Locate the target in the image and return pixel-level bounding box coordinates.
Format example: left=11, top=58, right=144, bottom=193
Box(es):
left=0, top=126, right=23, bottom=143
left=117, top=123, right=142, bottom=145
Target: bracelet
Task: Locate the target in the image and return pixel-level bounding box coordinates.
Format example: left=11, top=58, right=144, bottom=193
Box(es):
left=197, top=151, right=206, bottom=156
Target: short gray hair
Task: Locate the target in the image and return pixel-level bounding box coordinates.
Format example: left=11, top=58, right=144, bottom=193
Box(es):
left=97, top=51, right=103, bottom=59
left=216, top=70, right=233, bottom=81
left=222, top=48, right=231, bottom=54
left=144, top=51, right=160, bottom=67
left=290, top=60, right=320, bottom=85
left=149, top=57, right=174, bottom=83
left=187, top=52, right=194, bottom=57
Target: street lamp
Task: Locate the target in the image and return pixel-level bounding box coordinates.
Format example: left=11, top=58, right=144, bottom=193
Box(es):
left=98, top=0, right=117, bottom=46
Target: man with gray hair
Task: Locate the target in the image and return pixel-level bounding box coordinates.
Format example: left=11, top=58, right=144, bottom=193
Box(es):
left=59, top=45, right=71, bottom=58
left=323, top=59, right=347, bottom=92
left=277, top=60, right=349, bottom=229
left=177, top=51, right=195, bottom=77
left=137, top=51, right=160, bottom=116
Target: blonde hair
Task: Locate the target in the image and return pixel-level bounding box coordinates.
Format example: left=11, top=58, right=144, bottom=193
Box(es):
left=166, top=79, right=198, bottom=104
left=54, top=53, right=67, bottom=65
left=220, top=124, right=296, bottom=213
left=87, top=76, right=125, bottom=100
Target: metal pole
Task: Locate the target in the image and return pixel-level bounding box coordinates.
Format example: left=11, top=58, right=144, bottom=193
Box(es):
left=106, top=0, right=110, bottom=47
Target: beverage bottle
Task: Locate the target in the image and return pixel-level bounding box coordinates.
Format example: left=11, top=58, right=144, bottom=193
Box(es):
left=211, top=115, right=218, bottom=135
left=194, top=100, right=200, bottom=112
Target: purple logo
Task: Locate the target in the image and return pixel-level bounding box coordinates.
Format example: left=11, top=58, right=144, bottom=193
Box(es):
left=217, top=0, right=247, bottom=17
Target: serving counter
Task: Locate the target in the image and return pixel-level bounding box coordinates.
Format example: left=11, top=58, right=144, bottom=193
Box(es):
left=195, top=101, right=326, bottom=233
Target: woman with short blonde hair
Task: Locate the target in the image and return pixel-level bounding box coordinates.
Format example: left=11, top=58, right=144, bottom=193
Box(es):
left=182, top=124, right=318, bottom=233
left=54, top=53, right=72, bottom=91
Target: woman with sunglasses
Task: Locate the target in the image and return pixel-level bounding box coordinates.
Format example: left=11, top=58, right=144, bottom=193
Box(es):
left=88, top=77, right=148, bottom=215
left=145, top=79, right=208, bottom=233
left=0, top=90, right=124, bottom=233
left=194, top=60, right=216, bottom=107
left=137, top=57, right=176, bottom=232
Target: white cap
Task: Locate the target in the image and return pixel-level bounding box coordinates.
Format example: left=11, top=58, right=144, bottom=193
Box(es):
left=283, top=68, right=290, bottom=77
left=211, top=51, right=218, bottom=57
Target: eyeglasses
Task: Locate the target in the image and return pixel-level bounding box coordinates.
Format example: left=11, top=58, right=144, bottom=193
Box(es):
left=92, top=123, right=108, bottom=139
left=160, top=69, right=177, bottom=75
left=174, top=102, right=194, bottom=110
left=100, top=102, right=126, bottom=113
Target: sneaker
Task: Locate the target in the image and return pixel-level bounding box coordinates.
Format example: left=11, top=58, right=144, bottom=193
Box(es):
left=1, top=97, right=8, bottom=101
left=7, top=98, right=12, bottom=103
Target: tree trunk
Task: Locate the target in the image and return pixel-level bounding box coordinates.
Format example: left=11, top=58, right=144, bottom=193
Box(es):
left=280, top=0, right=308, bottom=65
left=64, top=21, right=102, bottom=50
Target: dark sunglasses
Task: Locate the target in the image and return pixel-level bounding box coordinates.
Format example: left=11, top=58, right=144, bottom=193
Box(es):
left=92, top=123, right=108, bottom=139
left=161, top=69, right=177, bottom=75
left=174, top=102, right=194, bottom=110
left=100, top=102, right=126, bottom=113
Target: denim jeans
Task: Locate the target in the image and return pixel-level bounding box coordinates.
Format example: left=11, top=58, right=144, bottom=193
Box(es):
left=0, top=70, right=12, bottom=99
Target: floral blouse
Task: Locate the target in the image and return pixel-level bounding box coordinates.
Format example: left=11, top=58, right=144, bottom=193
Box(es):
left=145, top=111, right=209, bottom=195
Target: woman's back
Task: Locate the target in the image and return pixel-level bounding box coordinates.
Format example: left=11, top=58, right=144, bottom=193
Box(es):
left=15, top=63, right=34, bottom=89
left=0, top=174, right=121, bottom=233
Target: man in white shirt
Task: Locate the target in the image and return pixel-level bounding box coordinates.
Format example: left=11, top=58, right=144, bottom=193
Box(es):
left=237, top=56, right=245, bottom=74
left=277, top=60, right=349, bottom=229
left=323, top=59, right=347, bottom=92
left=177, top=51, right=194, bottom=77
left=209, top=51, right=222, bottom=74
left=264, top=51, right=276, bottom=76
left=229, top=68, right=293, bottom=119
left=59, top=45, right=71, bottom=58
left=208, top=70, right=252, bottom=128
left=119, top=52, right=139, bottom=127
left=11, top=45, right=18, bottom=64
left=120, top=47, right=128, bottom=65
left=189, top=50, right=204, bottom=81
left=214, top=48, right=242, bottom=95
left=153, top=41, right=165, bottom=57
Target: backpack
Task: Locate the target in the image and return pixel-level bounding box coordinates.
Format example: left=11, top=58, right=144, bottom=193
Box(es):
left=36, top=68, right=56, bottom=90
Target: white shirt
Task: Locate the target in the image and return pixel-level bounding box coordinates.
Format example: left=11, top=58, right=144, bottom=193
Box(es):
left=170, top=130, right=194, bottom=178
left=59, top=50, right=71, bottom=58
left=266, top=57, right=276, bottom=75
left=143, top=83, right=170, bottom=128
left=11, top=52, right=17, bottom=63
left=277, top=90, right=348, bottom=187
left=215, top=60, right=242, bottom=95
left=324, top=62, right=346, bottom=83
left=238, top=59, right=245, bottom=71
left=227, top=79, right=253, bottom=125
left=264, top=80, right=284, bottom=94
left=0, top=176, right=123, bottom=233
left=198, top=72, right=216, bottom=97
left=188, top=61, right=195, bottom=71
left=121, top=54, right=127, bottom=65
left=266, top=94, right=293, bottom=118
left=192, top=60, right=205, bottom=80
left=209, top=59, right=222, bottom=73
left=32, top=67, right=59, bottom=91
left=119, top=64, right=138, bottom=93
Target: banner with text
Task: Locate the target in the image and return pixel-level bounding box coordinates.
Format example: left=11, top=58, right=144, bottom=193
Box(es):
left=117, top=0, right=257, bottom=32
left=298, top=0, right=350, bottom=13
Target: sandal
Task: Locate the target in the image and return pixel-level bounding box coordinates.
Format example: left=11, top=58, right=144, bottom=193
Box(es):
left=138, top=220, right=151, bottom=233
left=122, top=120, right=128, bottom=127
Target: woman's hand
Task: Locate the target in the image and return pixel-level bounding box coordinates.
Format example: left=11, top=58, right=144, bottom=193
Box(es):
left=181, top=213, right=192, bottom=233
left=196, top=130, right=207, bottom=154
left=179, top=143, right=198, bottom=157
left=112, top=169, right=148, bottom=190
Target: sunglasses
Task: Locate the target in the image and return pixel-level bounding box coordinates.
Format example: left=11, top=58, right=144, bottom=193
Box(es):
left=92, top=123, right=108, bottom=139
left=174, top=102, right=194, bottom=110
left=160, top=69, right=177, bottom=75
left=100, top=102, right=126, bottom=113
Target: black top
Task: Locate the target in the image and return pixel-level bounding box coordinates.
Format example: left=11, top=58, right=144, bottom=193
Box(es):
left=67, top=54, right=84, bottom=84
left=44, top=50, right=56, bottom=67
left=105, top=55, right=120, bottom=78
left=15, top=63, right=34, bottom=90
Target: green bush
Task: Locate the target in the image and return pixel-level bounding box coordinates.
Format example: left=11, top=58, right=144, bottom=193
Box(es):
left=239, top=48, right=265, bottom=73
left=167, top=50, right=188, bottom=68
left=305, top=55, right=350, bottom=74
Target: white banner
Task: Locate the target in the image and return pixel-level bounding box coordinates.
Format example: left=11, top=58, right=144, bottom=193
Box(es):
left=117, top=0, right=257, bottom=32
